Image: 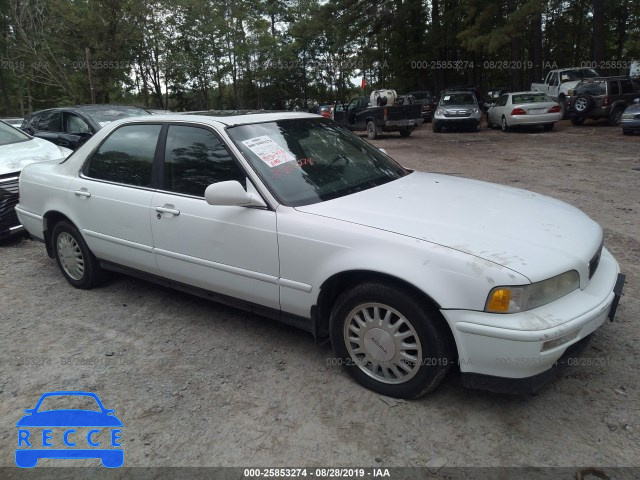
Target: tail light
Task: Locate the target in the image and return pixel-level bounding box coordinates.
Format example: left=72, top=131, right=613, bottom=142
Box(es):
left=511, top=108, right=527, bottom=115
left=383, top=107, right=388, bottom=121
left=548, top=105, right=561, bottom=113
left=603, top=96, right=610, bottom=107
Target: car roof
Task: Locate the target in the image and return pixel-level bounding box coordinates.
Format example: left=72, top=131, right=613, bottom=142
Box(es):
left=26, top=104, right=148, bottom=117
left=110, top=111, right=319, bottom=127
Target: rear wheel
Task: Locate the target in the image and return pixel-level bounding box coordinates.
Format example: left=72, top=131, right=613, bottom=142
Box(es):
left=571, top=116, right=586, bottom=126
left=399, top=127, right=411, bottom=137
left=559, top=97, right=568, bottom=119
left=543, top=123, right=554, bottom=131
left=330, top=282, right=453, bottom=398
left=432, top=122, right=442, bottom=133
left=52, top=220, right=103, bottom=289
left=366, top=120, right=379, bottom=140
left=608, top=107, right=624, bottom=126
left=501, top=116, right=510, bottom=132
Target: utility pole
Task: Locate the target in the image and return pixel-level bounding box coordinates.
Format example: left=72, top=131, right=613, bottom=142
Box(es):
left=86, top=48, right=96, bottom=103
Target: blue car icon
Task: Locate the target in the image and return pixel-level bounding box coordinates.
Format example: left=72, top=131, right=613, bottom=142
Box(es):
left=16, top=391, right=123, bottom=468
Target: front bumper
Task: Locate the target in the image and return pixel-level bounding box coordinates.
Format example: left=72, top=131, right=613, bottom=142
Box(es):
left=441, top=248, right=624, bottom=392
left=383, top=118, right=421, bottom=129
left=0, top=173, right=21, bottom=238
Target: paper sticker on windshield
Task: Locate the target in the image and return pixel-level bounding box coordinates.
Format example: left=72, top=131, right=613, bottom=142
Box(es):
left=443, top=95, right=450, bottom=101
left=242, top=136, right=295, bottom=168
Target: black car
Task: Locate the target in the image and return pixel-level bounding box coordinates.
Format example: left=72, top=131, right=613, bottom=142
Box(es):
left=406, top=90, right=434, bottom=121
left=482, top=87, right=510, bottom=112
left=21, top=105, right=150, bottom=150
left=569, top=76, right=640, bottom=126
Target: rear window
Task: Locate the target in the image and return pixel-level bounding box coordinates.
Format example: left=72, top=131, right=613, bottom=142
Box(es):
left=79, top=106, right=150, bottom=127
left=511, top=93, right=552, bottom=104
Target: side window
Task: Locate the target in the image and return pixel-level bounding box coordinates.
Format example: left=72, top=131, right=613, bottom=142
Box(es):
left=620, top=80, right=633, bottom=94
left=85, top=124, right=161, bottom=187
left=549, top=73, right=559, bottom=87
left=37, top=111, right=63, bottom=132
left=163, top=125, right=246, bottom=197
left=609, top=81, right=620, bottom=95
left=65, top=113, right=91, bottom=135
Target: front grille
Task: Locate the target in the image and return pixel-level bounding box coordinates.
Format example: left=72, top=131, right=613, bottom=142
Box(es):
left=444, top=110, right=471, bottom=117
left=588, top=244, right=603, bottom=280
left=0, top=173, right=20, bottom=236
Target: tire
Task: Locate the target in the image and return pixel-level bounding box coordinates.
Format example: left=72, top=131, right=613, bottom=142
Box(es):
left=432, top=122, right=442, bottom=133
left=571, top=116, right=586, bottom=126
left=501, top=116, right=509, bottom=132
left=52, top=220, right=103, bottom=289
left=622, top=129, right=632, bottom=135
left=608, top=107, right=624, bottom=126
left=474, top=121, right=481, bottom=132
left=399, top=127, right=411, bottom=138
left=573, top=95, right=593, bottom=115
left=559, top=96, right=568, bottom=119
left=543, top=123, right=554, bottom=131
left=366, top=120, right=379, bottom=140
left=329, top=282, right=453, bottom=399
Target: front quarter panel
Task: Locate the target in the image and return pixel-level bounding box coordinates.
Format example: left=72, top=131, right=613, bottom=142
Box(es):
left=276, top=207, right=528, bottom=318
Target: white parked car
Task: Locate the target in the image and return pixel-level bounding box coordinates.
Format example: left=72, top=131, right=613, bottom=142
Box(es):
left=487, top=91, right=562, bottom=132
left=0, top=120, right=72, bottom=238
left=15, top=113, right=624, bottom=397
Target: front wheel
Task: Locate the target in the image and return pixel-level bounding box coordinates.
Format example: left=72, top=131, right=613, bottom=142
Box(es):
left=622, top=129, right=633, bottom=135
left=432, top=122, right=442, bottom=133
left=399, top=127, right=411, bottom=138
left=366, top=120, right=379, bottom=140
left=608, top=107, right=623, bottom=126
left=52, top=220, right=103, bottom=289
left=330, top=282, right=452, bottom=398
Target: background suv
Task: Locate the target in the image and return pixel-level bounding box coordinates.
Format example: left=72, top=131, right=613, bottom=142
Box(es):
left=569, top=76, right=640, bottom=126
left=21, top=105, right=150, bottom=150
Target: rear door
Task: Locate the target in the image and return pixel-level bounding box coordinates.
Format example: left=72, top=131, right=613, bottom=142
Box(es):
left=150, top=124, right=280, bottom=309
left=69, top=123, right=162, bottom=274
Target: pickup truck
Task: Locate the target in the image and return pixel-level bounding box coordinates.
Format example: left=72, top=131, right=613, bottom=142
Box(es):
left=531, top=67, right=599, bottom=118
left=333, top=96, right=422, bottom=139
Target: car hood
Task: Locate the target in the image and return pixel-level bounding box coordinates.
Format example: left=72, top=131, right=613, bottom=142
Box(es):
left=295, top=172, right=602, bottom=282
left=623, top=103, right=640, bottom=114
left=0, top=138, right=71, bottom=176
left=16, top=410, right=123, bottom=427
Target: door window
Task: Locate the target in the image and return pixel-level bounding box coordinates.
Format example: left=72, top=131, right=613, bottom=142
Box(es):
left=84, top=124, right=161, bottom=187
left=37, top=111, right=63, bottom=132
left=66, top=114, right=91, bottom=134
left=163, top=125, right=246, bottom=197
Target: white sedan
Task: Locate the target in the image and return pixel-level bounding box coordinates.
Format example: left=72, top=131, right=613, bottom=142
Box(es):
left=488, top=91, right=562, bottom=131
left=16, top=113, right=624, bottom=398
left=0, top=120, right=71, bottom=238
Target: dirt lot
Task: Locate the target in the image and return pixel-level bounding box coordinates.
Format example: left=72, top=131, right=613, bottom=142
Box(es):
left=1, top=118, right=639, bottom=476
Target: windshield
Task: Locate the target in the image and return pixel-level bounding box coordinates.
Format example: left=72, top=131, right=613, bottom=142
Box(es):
left=227, top=118, right=408, bottom=207
left=408, top=92, right=432, bottom=101
left=512, top=93, right=552, bottom=104
left=80, top=106, right=150, bottom=126
left=560, top=69, right=598, bottom=82
left=0, top=121, right=30, bottom=146
left=440, top=93, right=476, bottom=105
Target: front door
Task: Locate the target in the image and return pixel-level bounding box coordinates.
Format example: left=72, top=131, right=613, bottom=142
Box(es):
left=150, top=124, right=280, bottom=309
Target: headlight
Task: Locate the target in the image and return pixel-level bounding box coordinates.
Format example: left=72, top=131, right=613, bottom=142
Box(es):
left=473, top=108, right=479, bottom=114
left=437, top=108, right=446, bottom=115
left=485, top=271, right=580, bottom=314
left=621, top=113, right=633, bottom=120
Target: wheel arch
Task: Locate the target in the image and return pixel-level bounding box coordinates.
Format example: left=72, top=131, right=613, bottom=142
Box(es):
left=314, top=269, right=448, bottom=340
left=42, top=210, right=76, bottom=258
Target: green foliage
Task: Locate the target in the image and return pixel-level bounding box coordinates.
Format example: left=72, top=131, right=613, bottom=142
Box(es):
left=1, top=0, right=639, bottom=115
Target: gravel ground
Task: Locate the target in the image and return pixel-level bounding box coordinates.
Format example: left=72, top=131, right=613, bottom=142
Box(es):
left=0, top=118, right=638, bottom=476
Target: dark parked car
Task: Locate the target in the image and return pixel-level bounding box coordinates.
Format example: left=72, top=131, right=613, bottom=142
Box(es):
left=21, top=104, right=150, bottom=150
left=621, top=98, right=640, bottom=135
left=482, top=87, right=510, bottom=114
left=405, top=90, right=434, bottom=121
left=569, top=76, right=640, bottom=126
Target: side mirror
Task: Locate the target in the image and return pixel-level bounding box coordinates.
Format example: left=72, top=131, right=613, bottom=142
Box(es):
left=205, top=181, right=266, bottom=208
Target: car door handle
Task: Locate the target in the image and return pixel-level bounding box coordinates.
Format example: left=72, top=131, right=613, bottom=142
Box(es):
left=155, top=206, right=180, bottom=216
left=74, top=190, right=91, bottom=198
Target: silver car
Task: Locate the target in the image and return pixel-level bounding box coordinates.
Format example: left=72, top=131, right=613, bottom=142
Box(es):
left=621, top=98, right=640, bottom=135
left=432, top=91, right=482, bottom=132
left=487, top=92, right=562, bottom=132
